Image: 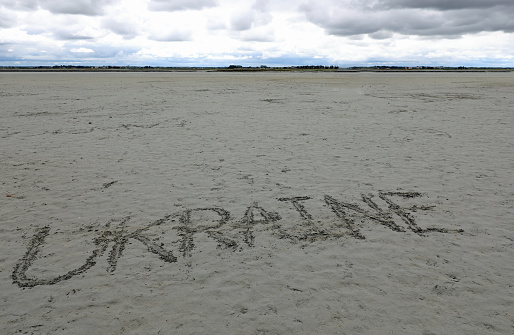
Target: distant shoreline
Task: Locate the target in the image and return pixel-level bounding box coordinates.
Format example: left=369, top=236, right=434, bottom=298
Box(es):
left=1, top=67, right=513, bottom=73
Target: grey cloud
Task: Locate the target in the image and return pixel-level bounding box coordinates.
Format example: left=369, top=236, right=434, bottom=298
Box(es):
left=0, top=8, right=17, bottom=28
left=102, top=17, right=139, bottom=39
left=149, top=30, right=192, bottom=41
left=2, top=0, right=116, bottom=15
left=240, top=28, right=275, bottom=42
left=241, top=34, right=274, bottom=42
left=252, top=0, right=270, bottom=12
left=230, top=11, right=255, bottom=31
left=2, top=0, right=38, bottom=11
left=230, top=0, right=272, bottom=32
left=39, top=0, right=118, bottom=16
left=301, top=0, right=514, bottom=38
left=148, top=0, right=218, bottom=12
left=368, top=30, right=393, bottom=40
left=377, top=0, right=513, bottom=11
left=52, top=29, right=96, bottom=40
left=209, top=0, right=272, bottom=32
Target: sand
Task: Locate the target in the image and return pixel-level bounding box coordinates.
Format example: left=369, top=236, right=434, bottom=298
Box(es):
left=1, top=71, right=513, bottom=334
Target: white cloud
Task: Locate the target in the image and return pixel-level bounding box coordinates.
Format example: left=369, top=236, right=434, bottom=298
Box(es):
left=70, top=47, right=94, bottom=53
left=21, top=13, right=105, bottom=41
left=0, top=0, right=513, bottom=66
left=206, top=18, right=227, bottom=30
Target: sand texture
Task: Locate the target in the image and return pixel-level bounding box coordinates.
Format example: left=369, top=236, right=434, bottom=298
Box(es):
left=1, top=72, right=513, bottom=334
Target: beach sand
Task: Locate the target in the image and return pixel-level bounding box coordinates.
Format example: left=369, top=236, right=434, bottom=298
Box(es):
left=1, top=71, right=513, bottom=334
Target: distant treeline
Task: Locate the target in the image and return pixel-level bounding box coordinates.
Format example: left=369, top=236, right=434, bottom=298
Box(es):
left=295, top=65, right=339, bottom=69
left=1, top=65, right=512, bottom=72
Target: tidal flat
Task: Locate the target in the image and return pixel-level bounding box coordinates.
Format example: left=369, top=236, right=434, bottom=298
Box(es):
left=1, top=72, right=513, bottom=334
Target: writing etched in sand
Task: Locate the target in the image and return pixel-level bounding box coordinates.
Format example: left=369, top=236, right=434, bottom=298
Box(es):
left=12, top=191, right=462, bottom=288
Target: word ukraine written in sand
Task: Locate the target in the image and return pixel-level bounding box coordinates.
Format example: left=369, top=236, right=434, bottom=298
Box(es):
left=12, top=191, right=462, bottom=288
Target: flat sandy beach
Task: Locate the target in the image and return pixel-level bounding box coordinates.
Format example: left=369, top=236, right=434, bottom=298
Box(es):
left=1, top=72, right=513, bottom=334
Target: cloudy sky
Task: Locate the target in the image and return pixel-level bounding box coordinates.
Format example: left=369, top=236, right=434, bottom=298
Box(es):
left=1, top=0, right=513, bottom=67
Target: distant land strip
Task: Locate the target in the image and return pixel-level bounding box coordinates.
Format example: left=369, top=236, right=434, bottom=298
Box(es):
left=1, top=66, right=513, bottom=72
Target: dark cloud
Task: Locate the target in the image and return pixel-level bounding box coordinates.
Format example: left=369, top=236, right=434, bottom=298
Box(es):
left=368, top=30, right=394, bottom=40
left=377, top=0, right=513, bottom=11
left=300, top=0, right=514, bottom=38
left=148, top=0, right=218, bottom=12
